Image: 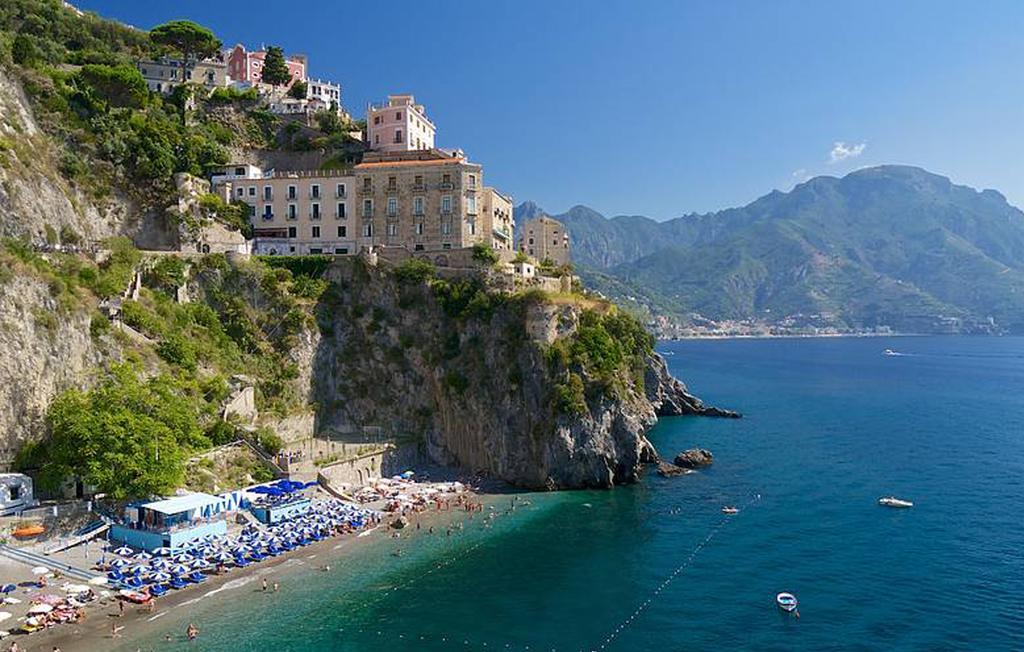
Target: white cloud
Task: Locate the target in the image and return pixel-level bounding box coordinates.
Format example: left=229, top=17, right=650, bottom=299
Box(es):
left=829, top=141, right=867, bottom=163
left=791, top=168, right=811, bottom=183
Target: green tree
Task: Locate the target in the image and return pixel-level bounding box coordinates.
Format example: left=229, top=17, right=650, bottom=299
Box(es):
left=39, top=364, right=205, bottom=499
left=287, top=79, right=307, bottom=100
left=260, top=46, right=291, bottom=88
left=78, top=64, right=148, bottom=109
left=149, top=20, right=221, bottom=113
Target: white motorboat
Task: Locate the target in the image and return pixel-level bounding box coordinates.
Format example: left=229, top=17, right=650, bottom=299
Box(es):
left=878, top=496, right=914, bottom=508
left=883, top=349, right=902, bottom=356
left=776, top=592, right=798, bottom=613
left=721, top=506, right=739, bottom=515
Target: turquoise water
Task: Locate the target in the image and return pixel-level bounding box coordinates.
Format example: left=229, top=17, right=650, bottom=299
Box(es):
left=121, top=336, right=1024, bottom=651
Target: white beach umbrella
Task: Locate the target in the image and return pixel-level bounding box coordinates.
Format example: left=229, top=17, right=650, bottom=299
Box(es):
left=214, top=552, right=234, bottom=563
left=27, top=604, right=53, bottom=614
left=172, top=554, right=194, bottom=564
left=30, top=566, right=49, bottom=575
left=150, top=572, right=171, bottom=583
left=0, top=613, right=10, bottom=623
left=112, top=546, right=134, bottom=556
left=88, top=577, right=107, bottom=586
left=153, top=547, right=173, bottom=556
left=150, top=559, right=170, bottom=570
left=189, top=559, right=208, bottom=569
left=133, top=551, right=153, bottom=560
left=169, top=564, right=190, bottom=575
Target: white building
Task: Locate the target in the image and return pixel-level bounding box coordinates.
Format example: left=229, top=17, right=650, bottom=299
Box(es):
left=367, top=94, right=435, bottom=153
left=0, top=473, right=37, bottom=516
left=307, top=78, right=341, bottom=108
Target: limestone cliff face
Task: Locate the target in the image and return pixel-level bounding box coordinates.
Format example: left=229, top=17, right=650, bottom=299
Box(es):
left=310, top=258, right=726, bottom=489
left=0, top=274, right=106, bottom=467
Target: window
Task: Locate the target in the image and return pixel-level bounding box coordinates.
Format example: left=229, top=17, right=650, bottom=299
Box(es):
left=395, top=111, right=402, bottom=120
left=263, top=205, right=273, bottom=219
left=415, top=222, right=424, bottom=235
left=248, top=204, right=256, bottom=218
left=441, top=195, right=452, bottom=214
left=413, top=197, right=424, bottom=216
left=362, top=223, right=373, bottom=237
left=388, top=176, right=397, bottom=191
left=288, top=227, right=297, bottom=238
left=553, top=239, right=558, bottom=245
left=311, top=203, right=321, bottom=220
left=442, top=243, right=452, bottom=250
left=312, top=226, right=321, bottom=238
left=441, top=221, right=451, bottom=235
left=363, top=178, right=372, bottom=191
left=467, top=195, right=478, bottom=215
left=374, top=134, right=380, bottom=144
left=336, top=183, right=346, bottom=198
left=336, top=203, right=346, bottom=219
left=287, top=185, right=297, bottom=200
left=335, top=247, right=349, bottom=254
left=394, top=129, right=403, bottom=144
left=236, top=187, right=243, bottom=197
left=337, top=225, right=347, bottom=237
left=263, top=186, right=272, bottom=200
left=414, top=244, right=424, bottom=251
left=468, top=174, right=477, bottom=189
left=287, top=204, right=297, bottom=220
left=234, top=167, right=245, bottom=175
left=528, top=238, right=534, bottom=245
left=387, top=197, right=397, bottom=216
left=373, top=116, right=380, bottom=125
left=442, top=173, right=452, bottom=186
left=309, top=248, right=322, bottom=254
left=414, top=175, right=423, bottom=188
left=387, top=223, right=397, bottom=236
left=310, top=184, right=320, bottom=199
left=469, top=219, right=476, bottom=235
left=362, top=199, right=373, bottom=217
left=248, top=186, right=256, bottom=197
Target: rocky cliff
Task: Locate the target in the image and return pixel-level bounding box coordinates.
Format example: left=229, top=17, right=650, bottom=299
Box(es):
left=309, top=257, right=732, bottom=489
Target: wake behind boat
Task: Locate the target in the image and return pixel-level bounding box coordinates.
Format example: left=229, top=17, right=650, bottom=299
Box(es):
left=878, top=496, right=914, bottom=508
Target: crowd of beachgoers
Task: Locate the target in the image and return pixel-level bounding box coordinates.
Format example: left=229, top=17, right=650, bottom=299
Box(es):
left=0, top=496, right=380, bottom=645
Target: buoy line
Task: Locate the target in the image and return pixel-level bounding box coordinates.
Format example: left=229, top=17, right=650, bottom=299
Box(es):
left=586, top=493, right=762, bottom=652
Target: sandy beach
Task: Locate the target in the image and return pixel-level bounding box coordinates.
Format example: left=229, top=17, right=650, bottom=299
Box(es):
left=5, top=481, right=508, bottom=652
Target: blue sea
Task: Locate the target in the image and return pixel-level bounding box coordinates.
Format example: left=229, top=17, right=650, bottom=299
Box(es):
left=119, top=336, right=1024, bottom=651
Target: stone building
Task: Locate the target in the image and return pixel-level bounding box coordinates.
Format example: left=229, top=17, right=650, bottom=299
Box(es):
left=353, top=148, right=497, bottom=253
left=482, top=188, right=515, bottom=251
left=137, top=56, right=228, bottom=94
left=366, top=95, right=435, bottom=152
left=518, top=215, right=571, bottom=266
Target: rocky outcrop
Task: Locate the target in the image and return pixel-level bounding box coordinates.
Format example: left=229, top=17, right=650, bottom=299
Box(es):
left=310, top=258, right=732, bottom=490
left=656, top=461, right=692, bottom=477
left=646, top=353, right=741, bottom=418
left=674, top=448, right=714, bottom=469
left=0, top=274, right=110, bottom=468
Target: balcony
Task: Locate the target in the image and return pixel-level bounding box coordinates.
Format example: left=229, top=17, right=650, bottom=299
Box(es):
left=439, top=182, right=454, bottom=191
left=309, top=191, right=321, bottom=200
left=412, top=183, right=426, bottom=192
left=335, top=190, right=347, bottom=199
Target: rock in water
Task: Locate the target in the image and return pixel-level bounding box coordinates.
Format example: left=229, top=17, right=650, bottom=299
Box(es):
left=656, top=461, right=692, bottom=477
left=674, top=448, right=714, bottom=469
left=392, top=516, right=409, bottom=529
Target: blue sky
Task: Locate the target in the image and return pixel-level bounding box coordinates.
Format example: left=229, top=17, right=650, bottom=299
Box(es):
left=80, top=0, right=1024, bottom=220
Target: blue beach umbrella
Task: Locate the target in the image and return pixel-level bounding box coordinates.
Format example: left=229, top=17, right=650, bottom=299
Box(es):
left=112, top=546, right=134, bottom=556
left=172, top=554, right=194, bottom=564
left=110, top=558, right=130, bottom=568
left=153, top=547, right=173, bottom=556
left=169, top=564, right=190, bottom=576
left=149, top=571, right=171, bottom=583
left=134, top=551, right=153, bottom=560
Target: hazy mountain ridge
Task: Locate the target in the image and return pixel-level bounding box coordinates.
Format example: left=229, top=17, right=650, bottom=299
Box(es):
left=516, top=166, right=1024, bottom=334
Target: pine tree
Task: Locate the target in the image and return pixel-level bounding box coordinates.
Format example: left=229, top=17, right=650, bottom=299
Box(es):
left=261, top=46, right=292, bottom=88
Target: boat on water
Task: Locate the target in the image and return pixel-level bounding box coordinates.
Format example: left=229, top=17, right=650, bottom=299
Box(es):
left=776, top=592, right=798, bottom=613
left=883, top=349, right=901, bottom=356
left=721, top=506, right=739, bottom=515
left=878, top=496, right=914, bottom=508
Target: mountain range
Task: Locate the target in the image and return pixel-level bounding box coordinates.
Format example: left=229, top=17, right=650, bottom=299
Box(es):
left=514, top=166, right=1024, bottom=334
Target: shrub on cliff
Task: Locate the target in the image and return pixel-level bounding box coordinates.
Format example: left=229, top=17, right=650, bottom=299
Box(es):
left=394, top=258, right=436, bottom=284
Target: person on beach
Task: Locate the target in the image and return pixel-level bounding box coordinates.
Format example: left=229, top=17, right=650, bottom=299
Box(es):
left=262, top=578, right=268, bottom=592
left=273, top=582, right=279, bottom=592
left=118, top=600, right=125, bottom=617
left=112, top=622, right=125, bottom=638
left=187, top=622, right=199, bottom=641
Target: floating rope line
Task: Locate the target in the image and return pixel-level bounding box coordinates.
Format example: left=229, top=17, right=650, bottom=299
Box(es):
left=587, top=493, right=762, bottom=652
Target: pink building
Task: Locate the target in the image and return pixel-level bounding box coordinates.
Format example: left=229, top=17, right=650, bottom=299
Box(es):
left=366, top=95, right=436, bottom=153
left=226, top=44, right=306, bottom=88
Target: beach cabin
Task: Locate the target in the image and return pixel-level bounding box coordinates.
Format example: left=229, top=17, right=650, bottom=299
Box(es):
left=0, top=473, right=37, bottom=516
left=245, top=480, right=313, bottom=524
left=110, top=493, right=228, bottom=552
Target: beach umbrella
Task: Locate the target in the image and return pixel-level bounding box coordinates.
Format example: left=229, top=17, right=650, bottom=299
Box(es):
left=153, top=547, right=173, bottom=556
left=88, top=577, right=107, bottom=586
left=61, top=584, right=90, bottom=594
left=134, top=551, right=153, bottom=560
left=31, top=566, right=49, bottom=575
left=0, top=585, right=14, bottom=595
left=150, top=558, right=170, bottom=569
left=112, top=546, right=134, bottom=556
left=150, top=572, right=171, bottom=583
left=27, top=604, right=53, bottom=614
left=189, top=559, right=208, bottom=569
left=214, top=551, right=234, bottom=563
left=172, top=554, right=194, bottom=563
left=169, top=564, right=190, bottom=576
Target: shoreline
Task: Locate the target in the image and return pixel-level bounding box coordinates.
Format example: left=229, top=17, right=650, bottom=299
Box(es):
left=659, top=332, right=926, bottom=341
left=23, top=488, right=502, bottom=652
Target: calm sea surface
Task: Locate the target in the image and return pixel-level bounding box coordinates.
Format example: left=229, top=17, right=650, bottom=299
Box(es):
left=120, top=336, right=1024, bottom=651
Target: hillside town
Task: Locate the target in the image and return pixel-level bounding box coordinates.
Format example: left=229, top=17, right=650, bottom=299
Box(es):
left=136, top=42, right=571, bottom=276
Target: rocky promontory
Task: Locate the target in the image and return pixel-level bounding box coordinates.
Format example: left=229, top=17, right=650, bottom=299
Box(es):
left=674, top=448, right=715, bottom=469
